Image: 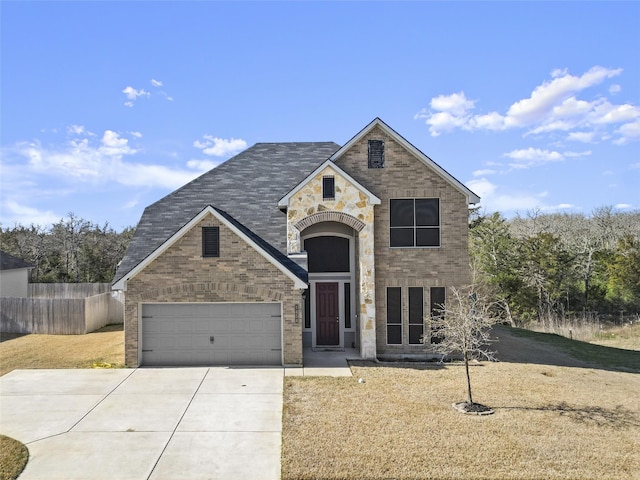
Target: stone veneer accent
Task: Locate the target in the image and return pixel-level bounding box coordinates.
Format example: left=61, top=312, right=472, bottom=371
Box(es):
left=285, top=164, right=378, bottom=359
left=334, top=125, right=471, bottom=356
left=123, top=213, right=303, bottom=367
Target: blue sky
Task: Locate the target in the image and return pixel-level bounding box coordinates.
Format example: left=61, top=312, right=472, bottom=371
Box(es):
left=2, top=1, right=639, bottom=230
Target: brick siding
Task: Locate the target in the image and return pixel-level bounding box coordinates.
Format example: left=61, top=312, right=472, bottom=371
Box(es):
left=335, top=125, right=471, bottom=355
left=124, top=213, right=303, bottom=366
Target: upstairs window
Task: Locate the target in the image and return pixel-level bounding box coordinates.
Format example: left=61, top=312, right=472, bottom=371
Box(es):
left=202, top=226, right=220, bottom=257
left=390, top=198, right=440, bottom=247
left=322, top=176, right=335, bottom=200
left=368, top=140, right=384, bottom=168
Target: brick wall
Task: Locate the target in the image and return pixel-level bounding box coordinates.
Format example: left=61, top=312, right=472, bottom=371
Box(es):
left=335, top=125, right=471, bottom=355
left=124, top=213, right=303, bottom=366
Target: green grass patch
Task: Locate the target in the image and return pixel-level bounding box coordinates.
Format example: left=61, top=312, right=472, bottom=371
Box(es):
left=508, top=326, right=640, bottom=372
left=0, top=435, right=28, bottom=480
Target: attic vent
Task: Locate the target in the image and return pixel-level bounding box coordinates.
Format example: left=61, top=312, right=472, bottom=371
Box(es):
left=202, top=227, right=220, bottom=257
left=368, top=140, right=384, bottom=168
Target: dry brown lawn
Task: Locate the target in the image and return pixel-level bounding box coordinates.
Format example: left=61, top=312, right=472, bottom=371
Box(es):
left=282, top=329, right=640, bottom=480
left=0, top=324, right=124, bottom=377
left=0, top=435, right=28, bottom=480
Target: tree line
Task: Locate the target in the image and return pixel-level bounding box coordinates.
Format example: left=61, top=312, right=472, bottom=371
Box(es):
left=1, top=207, right=638, bottom=320
left=470, top=207, right=640, bottom=326
left=0, top=213, right=134, bottom=283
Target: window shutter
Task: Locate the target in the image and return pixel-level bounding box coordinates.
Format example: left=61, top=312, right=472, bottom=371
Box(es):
left=368, top=140, right=384, bottom=168
left=202, top=227, right=220, bottom=257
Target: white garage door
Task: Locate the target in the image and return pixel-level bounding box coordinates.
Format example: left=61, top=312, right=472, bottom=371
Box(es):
left=141, top=303, right=282, bottom=366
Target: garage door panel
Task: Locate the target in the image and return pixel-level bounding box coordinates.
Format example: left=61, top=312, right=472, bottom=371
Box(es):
left=141, top=303, right=282, bottom=366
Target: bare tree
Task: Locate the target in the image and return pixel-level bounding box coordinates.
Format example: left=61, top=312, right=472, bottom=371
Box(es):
left=427, top=285, right=500, bottom=413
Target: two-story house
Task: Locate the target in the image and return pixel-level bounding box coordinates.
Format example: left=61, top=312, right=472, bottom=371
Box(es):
left=112, top=118, right=480, bottom=367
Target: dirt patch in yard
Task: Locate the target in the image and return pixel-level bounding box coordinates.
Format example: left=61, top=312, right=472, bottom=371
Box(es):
left=0, top=324, right=124, bottom=377
left=282, top=328, right=640, bottom=480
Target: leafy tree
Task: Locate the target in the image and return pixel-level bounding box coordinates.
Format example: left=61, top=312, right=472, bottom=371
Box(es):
left=470, top=212, right=529, bottom=325
left=607, top=234, right=640, bottom=310
left=0, top=213, right=133, bottom=283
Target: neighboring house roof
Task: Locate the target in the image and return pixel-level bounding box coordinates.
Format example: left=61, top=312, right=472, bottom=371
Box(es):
left=113, top=142, right=340, bottom=286
left=330, top=118, right=481, bottom=205
left=0, top=250, right=33, bottom=271
left=112, top=206, right=308, bottom=290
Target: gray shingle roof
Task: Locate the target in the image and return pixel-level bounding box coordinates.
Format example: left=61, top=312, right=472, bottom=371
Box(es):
left=0, top=250, right=33, bottom=271
left=114, top=142, right=340, bottom=286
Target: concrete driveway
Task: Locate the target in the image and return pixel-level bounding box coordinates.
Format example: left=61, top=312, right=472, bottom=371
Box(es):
left=0, top=367, right=283, bottom=480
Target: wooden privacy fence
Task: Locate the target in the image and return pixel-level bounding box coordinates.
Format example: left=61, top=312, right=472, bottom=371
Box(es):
left=0, top=283, right=124, bottom=334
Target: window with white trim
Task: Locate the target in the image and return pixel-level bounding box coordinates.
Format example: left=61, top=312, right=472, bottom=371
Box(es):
left=390, top=198, right=440, bottom=247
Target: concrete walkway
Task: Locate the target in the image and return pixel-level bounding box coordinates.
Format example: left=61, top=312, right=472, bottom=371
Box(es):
left=0, top=368, right=283, bottom=480
left=285, top=347, right=360, bottom=377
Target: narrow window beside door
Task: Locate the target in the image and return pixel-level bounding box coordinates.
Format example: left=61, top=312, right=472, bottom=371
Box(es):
left=387, top=287, right=402, bottom=344
left=430, top=287, right=445, bottom=344
left=409, top=287, right=424, bottom=344
left=202, top=226, right=220, bottom=257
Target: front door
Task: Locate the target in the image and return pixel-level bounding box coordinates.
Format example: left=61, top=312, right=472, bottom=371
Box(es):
left=316, top=282, right=340, bottom=346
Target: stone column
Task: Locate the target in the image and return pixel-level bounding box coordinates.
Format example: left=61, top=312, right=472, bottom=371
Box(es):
left=358, top=221, right=376, bottom=359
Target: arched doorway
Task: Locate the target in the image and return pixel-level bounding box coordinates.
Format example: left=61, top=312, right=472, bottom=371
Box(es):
left=300, top=222, right=356, bottom=349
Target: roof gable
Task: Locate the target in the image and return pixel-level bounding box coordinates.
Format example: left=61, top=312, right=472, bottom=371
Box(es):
left=112, top=206, right=307, bottom=290
left=330, top=118, right=480, bottom=204
left=113, top=142, right=339, bottom=285
left=277, top=159, right=381, bottom=208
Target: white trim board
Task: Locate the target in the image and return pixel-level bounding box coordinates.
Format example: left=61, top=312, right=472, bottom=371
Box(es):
left=113, top=205, right=307, bottom=290
left=330, top=117, right=481, bottom=205
left=278, top=159, right=381, bottom=208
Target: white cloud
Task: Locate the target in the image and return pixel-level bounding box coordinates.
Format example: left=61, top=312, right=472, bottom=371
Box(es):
left=472, top=169, right=496, bottom=177
left=609, top=84, right=621, bottom=94
left=505, top=66, right=622, bottom=128
left=613, top=119, right=640, bottom=145
left=430, top=92, right=475, bottom=116
left=193, top=136, right=247, bottom=157
left=466, top=177, right=548, bottom=213
left=100, top=130, right=136, bottom=157
left=1, top=200, right=60, bottom=227
left=567, top=131, right=595, bottom=143
left=129, top=131, right=143, bottom=138
left=67, top=124, right=94, bottom=136
left=5, top=131, right=200, bottom=190
left=122, top=86, right=150, bottom=106
left=415, top=66, right=640, bottom=144
left=615, top=203, right=633, bottom=210
left=151, top=79, right=163, bottom=87
left=186, top=159, right=220, bottom=171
